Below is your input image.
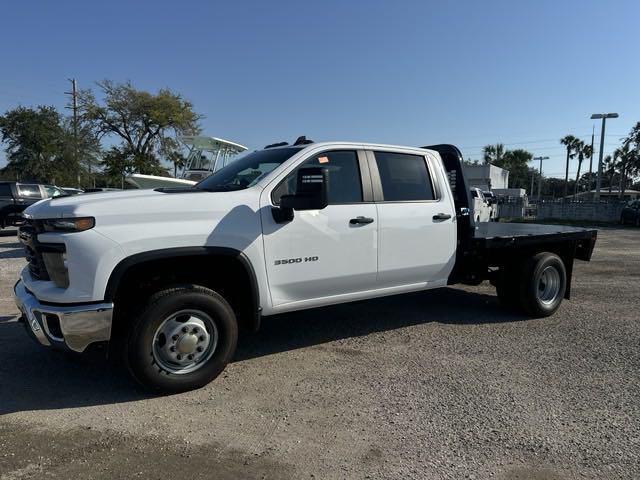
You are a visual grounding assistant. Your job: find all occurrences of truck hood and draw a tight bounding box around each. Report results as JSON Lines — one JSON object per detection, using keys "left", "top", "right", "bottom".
{"left": 23, "top": 188, "right": 260, "bottom": 227}
{"left": 25, "top": 189, "right": 169, "bottom": 219}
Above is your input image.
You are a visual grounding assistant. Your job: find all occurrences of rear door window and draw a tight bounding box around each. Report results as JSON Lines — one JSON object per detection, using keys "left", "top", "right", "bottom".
{"left": 17, "top": 184, "right": 43, "bottom": 198}
{"left": 0, "top": 184, "right": 12, "bottom": 197}
{"left": 374, "top": 151, "right": 435, "bottom": 201}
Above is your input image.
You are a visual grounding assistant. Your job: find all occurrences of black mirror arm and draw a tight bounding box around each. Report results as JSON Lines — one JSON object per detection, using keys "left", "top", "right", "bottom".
{"left": 272, "top": 205, "right": 294, "bottom": 223}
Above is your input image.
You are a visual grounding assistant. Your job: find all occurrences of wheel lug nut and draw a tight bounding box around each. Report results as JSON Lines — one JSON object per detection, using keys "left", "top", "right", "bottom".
{"left": 169, "top": 346, "right": 176, "bottom": 352}
{"left": 199, "top": 336, "right": 205, "bottom": 342}
{"left": 182, "top": 326, "right": 188, "bottom": 333}
{"left": 172, "top": 334, "right": 179, "bottom": 341}
{"left": 187, "top": 354, "right": 194, "bottom": 360}
{"left": 176, "top": 354, "right": 182, "bottom": 360}
{"left": 196, "top": 346, "right": 203, "bottom": 352}
{"left": 192, "top": 327, "right": 199, "bottom": 334}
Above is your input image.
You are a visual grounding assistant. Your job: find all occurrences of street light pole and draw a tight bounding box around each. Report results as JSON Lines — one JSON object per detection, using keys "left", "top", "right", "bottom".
{"left": 533, "top": 156, "right": 549, "bottom": 200}
{"left": 591, "top": 113, "right": 619, "bottom": 200}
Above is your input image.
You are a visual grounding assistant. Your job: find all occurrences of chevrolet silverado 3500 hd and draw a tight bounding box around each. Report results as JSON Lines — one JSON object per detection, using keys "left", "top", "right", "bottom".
{"left": 14, "top": 142, "right": 597, "bottom": 392}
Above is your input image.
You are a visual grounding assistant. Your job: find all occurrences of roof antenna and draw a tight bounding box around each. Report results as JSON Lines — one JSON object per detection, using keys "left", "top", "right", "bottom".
{"left": 293, "top": 136, "right": 314, "bottom": 146}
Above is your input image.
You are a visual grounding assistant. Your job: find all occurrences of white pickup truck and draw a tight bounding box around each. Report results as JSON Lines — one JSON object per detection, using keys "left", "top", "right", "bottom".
{"left": 14, "top": 141, "right": 597, "bottom": 392}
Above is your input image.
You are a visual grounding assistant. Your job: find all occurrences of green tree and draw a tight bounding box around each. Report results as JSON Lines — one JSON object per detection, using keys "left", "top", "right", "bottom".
{"left": 621, "top": 122, "right": 640, "bottom": 196}
{"left": 482, "top": 143, "right": 505, "bottom": 165}
{"left": 0, "top": 106, "right": 65, "bottom": 183}
{"left": 613, "top": 143, "right": 637, "bottom": 198}
{"left": 101, "top": 146, "right": 134, "bottom": 189}
{"left": 574, "top": 141, "right": 593, "bottom": 197}
{"left": 79, "top": 80, "right": 201, "bottom": 176}
{"left": 560, "top": 135, "right": 581, "bottom": 199}
{"left": 0, "top": 105, "right": 101, "bottom": 187}
{"left": 61, "top": 117, "right": 102, "bottom": 187}
{"left": 603, "top": 155, "right": 619, "bottom": 193}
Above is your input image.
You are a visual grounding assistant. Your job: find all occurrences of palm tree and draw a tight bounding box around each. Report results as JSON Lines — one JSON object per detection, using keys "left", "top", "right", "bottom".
{"left": 604, "top": 154, "right": 617, "bottom": 194}
{"left": 614, "top": 142, "right": 635, "bottom": 198}
{"left": 560, "top": 135, "right": 580, "bottom": 199}
{"left": 574, "top": 141, "right": 593, "bottom": 197}
{"left": 482, "top": 143, "right": 505, "bottom": 165}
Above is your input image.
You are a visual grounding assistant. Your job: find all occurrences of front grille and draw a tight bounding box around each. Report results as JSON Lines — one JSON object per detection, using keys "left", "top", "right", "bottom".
{"left": 19, "top": 222, "right": 50, "bottom": 281}
{"left": 18, "top": 220, "right": 62, "bottom": 281}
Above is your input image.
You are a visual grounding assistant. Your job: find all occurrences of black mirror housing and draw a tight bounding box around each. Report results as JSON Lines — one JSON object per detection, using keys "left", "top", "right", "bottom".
{"left": 272, "top": 167, "right": 328, "bottom": 223}
{"left": 281, "top": 167, "right": 328, "bottom": 211}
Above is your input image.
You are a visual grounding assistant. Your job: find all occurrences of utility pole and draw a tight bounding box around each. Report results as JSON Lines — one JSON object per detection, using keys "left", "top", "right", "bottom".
{"left": 532, "top": 156, "right": 549, "bottom": 201}
{"left": 587, "top": 125, "right": 595, "bottom": 193}
{"left": 590, "top": 112, "right": 619, "bottom": 200}
{"left": 65, "top": 78, "right": 80, "bottom": 188}
{"left": 530, "top": 171, "right": 535, "bottom": 201}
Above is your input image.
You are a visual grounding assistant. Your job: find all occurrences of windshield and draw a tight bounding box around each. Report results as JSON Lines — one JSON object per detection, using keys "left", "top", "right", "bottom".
{"left": 196, "top": 147, "right": 304, "bottom": 192}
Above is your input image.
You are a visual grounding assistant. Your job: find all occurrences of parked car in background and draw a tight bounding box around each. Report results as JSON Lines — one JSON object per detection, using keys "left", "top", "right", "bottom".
{"left": 43, "top": 185, "right": 68, "bottom": 198}
{"left": 620, "top": 200, "right": 640, "bottom": 226}
{"left": 61, "top": 187, "right": 84, "bottom": 195}
{"left": 470, "top": 187, "right": 492, "bottom": 222}
{"left": 1, "top": 182, "right": 55, "bottom": 229}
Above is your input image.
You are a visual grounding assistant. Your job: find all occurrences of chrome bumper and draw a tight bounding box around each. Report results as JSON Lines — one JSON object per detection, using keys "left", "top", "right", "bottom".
{"left": 13, "top": 280, "right": 113, "bottom": 353}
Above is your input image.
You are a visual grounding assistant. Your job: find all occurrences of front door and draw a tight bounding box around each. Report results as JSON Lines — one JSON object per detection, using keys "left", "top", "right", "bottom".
{"left": 260, "top": 149, "right": 378, "bottom": 308}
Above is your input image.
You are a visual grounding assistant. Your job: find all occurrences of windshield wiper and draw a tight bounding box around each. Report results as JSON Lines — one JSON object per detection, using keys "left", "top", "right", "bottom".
{"left": 199, "top": 184, "right": 246, "bottom": 192}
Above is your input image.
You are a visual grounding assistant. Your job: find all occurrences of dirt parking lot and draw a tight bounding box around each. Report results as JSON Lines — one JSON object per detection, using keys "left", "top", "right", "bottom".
{"left": 0, "top": 227, "right": 638, "bottom": 479}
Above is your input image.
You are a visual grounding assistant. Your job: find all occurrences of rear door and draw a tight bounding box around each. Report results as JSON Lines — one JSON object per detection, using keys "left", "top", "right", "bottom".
{"left": 368, "top": 149, "right": 457, "bottom": 288}
{"left": 261, "top": 149, "right": 378, "bottom": 308}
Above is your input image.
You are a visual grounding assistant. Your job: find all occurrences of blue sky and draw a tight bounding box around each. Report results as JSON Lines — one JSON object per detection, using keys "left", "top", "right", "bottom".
{"left": 1, "top": 0, "right": 639, "bottom": 178}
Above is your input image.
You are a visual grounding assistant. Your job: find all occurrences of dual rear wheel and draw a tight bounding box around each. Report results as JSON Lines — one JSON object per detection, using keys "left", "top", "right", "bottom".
{"left": 496, "top": 252, "right": 567, "bottom": 317}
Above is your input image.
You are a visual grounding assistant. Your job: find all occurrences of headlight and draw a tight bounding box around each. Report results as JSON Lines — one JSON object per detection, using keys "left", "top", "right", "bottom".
{"left": 42, "top": 251, "right": 69, "bottom": 288}
{"left": 43, "top": 217, "right": 95, "bottom": 232}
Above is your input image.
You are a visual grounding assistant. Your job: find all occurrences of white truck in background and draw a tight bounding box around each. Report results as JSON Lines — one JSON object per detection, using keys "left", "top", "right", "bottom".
{"left": 14, "top": 140, "right": 597, "bottom": 392}
{"left": 470, "top": 187, "right": 493, "bottom": 222}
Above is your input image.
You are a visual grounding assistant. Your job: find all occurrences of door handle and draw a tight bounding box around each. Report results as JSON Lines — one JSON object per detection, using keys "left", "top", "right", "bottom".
{"left": 432, "top": 213, "right": 452, "bottom": 221}
{"left": 349, "top": 216, "right": 374, "bottom": 225}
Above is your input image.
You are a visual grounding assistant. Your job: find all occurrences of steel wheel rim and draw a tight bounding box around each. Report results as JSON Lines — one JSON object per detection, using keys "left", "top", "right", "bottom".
{"left": 152, "top": 309, "right": 218, "bottom": 374}
{"left": 537, "top": 266, "right": 561, "bottom": 305}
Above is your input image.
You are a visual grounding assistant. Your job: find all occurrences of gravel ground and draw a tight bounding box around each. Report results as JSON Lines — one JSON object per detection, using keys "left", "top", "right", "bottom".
{"left": 0, "top": 227, "right": 638, "bottom": 479}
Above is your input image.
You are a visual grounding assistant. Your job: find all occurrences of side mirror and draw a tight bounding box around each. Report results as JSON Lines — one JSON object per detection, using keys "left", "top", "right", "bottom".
{"left": 272, "top": 167, "right": 328, "bottom": 223}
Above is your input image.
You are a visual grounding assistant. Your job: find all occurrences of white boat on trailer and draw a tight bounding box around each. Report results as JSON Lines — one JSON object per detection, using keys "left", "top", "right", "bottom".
{"left": 126, "top": 136, "right": 247, "bottom": 189}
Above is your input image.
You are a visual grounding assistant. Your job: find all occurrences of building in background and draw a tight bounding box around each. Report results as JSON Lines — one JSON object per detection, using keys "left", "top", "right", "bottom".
{"left": 462, "top": 164, "right": 509, "bottom": 191}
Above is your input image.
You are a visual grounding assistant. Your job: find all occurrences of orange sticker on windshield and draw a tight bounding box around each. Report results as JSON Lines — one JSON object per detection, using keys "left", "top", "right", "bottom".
{"left": 318, "top": 156, "right": 329, "bottom": 164}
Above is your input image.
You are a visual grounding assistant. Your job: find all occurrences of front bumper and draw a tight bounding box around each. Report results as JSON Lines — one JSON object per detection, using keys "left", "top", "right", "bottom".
{"left": 13, "top": 280, "right": 113, "bottom": 352}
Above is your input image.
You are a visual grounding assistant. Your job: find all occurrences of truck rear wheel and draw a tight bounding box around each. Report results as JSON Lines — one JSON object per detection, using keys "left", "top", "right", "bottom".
{"left": 125, "top": 285, "right": 238, "bottom": 393}
{"left": 518, "top": 252, "right": 566, "bottom": 317}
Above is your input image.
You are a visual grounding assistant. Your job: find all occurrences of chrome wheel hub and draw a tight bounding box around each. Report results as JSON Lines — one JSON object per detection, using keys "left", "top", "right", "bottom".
{"left": 537, "top": 266, "right": 561, "bottom": 305}
{"left": 152, "top": 310, "right": 218, "bottom": 374}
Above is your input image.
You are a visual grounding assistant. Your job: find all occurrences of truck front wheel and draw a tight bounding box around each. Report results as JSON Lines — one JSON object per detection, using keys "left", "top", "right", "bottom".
{"left": 125, "top": 285, "right": 238, "bottom": 393}
{"left": 518, "top": 252, "right": 566, "bottom": 317}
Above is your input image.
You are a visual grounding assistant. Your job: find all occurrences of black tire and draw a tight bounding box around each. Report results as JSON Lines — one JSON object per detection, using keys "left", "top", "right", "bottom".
{"left": 517, "top": 252, "right": 566, "bottom": 317}
{"left": 125, "top": 285, "right": 238, "bottom": 393}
